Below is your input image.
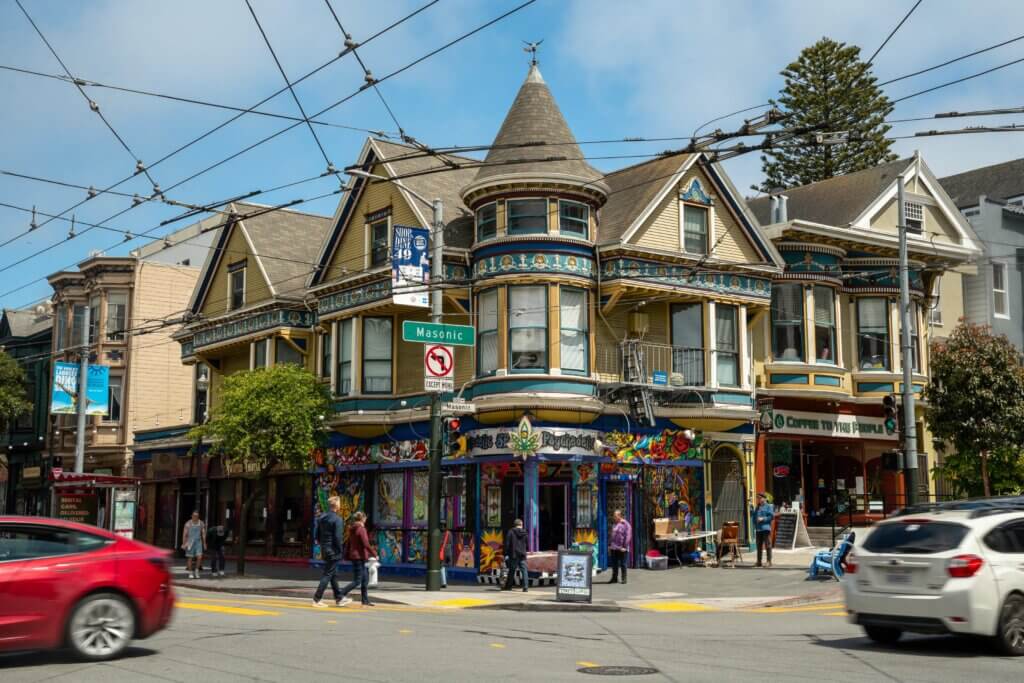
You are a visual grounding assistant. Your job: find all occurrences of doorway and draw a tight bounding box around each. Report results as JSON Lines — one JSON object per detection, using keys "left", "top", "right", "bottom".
{"left": 514, "top": 482, "right": 568, "bottom": 551}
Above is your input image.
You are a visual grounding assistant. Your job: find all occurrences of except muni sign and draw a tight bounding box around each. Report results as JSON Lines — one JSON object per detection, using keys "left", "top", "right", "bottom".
{"left": 771, "top": 409, "right": 897, "bottom": 441}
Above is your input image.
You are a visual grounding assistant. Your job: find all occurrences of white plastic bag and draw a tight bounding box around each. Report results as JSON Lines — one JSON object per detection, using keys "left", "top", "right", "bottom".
{"left": 366, "top": 558, "right": 380, "bottom": 588}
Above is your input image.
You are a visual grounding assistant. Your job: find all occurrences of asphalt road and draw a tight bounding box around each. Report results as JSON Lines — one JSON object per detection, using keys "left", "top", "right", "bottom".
{"left": 2, "top": 587, "right": 1022, "bottom": 682}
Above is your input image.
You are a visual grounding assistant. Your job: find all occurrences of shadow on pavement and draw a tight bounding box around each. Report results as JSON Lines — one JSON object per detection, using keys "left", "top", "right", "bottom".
{"left": 0, "top": 646, "right": 159, "bottom": 668}
{"left": 812, "top": 633, "right": 998, "bottom": 659}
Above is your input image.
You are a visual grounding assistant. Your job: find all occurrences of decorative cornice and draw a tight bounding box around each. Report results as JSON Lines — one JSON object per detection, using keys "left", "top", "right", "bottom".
{"left": 601, "top": 257, "right": 772, "bottom": 300}
{"left": 189, "top": 308, "right": 313, "bottom": 354}
{"left": 473, "top": 251, "right": 595, "bottom": 281}
{"left": 776, "top": 241, "right": 847, "bottom": 258}
{"left": 318, "top": 279, "right": 392, "bottom": 316}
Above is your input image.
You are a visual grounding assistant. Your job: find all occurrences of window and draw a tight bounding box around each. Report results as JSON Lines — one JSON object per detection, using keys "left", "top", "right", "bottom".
{"left": 857, "top": 298, "right": 890, "bottom": 371}
{"left": 14, "top": 382, "right": 34, "bottom": 430}
{"left": 560, "top": 288, "right": 588, "bottom": 374}
{"left": 984, "top": 522, "right": 1024, "bottom": 554}
{"left": 0, "top": 525, "right": 109, "bottom": 562}
{"left": 904, "top": 201, "right": 924, "bottom": 234}
{"left": 863, "top": 521, "right": 969, "bottom": 554}
{"left": 336, "top": 319, "right": 353, "bottom": 395}
{"left": 320, "top": 329, "right": 332, "bottom": 379}
{"left": 715, "top": 305, "right": 739, "bottom": 387}
{"left": 813, "top": 286, "right": 836, "bottom": 364}
{"left": 228, "top": 263, "right": 245, "bottom": 310}
{"left": 671, "top": 303, "right": 704, "bottom": 385}
{"left": 994, "top": 262, "right": 1009, "bottom": 318}
{"left": 106, "top": 375, "right": 122, "bottom": 422}
{"left": 771, "top": 284, "right": 804, "bottom": 362}
{"left": 509, "top": 286, "right": 547, "bottom": 371}
{"left": 910, "top": 304, "right": 920, "bottom": 373}
{"left": 275, "top": 338, "right": 302, "bottom": 366}
{"left": 106, "top": 293, "right": 127, "bottom": 341}
{"left": 253, "top": 339, "right": 268, "bottom": 369}
{"left": 53, "top": 304, "right": 65, "bottom": 351}
{"left": 682, "top": 204, "right": 708, "bottom": 255}
{"left": 929, "top": 278, "right": 943, "bottom": 325}
{"left": 370, "top": 220, "right": 389, "bottom": 267}
{"left": 71, "top": 304, "right": 86, "bottom": 346}
{"left": 507, "top": 199, "right": 548, "bottom": 235}
{"left": 362, "top": 317, "right": 393, "bottom": 393}
{"left": 476, "top": 203, "right": 497, "bottom": 241}
{"left": 194, "top": 363, "right": 209, "bottom": 424}
{"left": 558, "top": 200, "right": 589, "bottom": 239}
{"left": 88, "top": 295, "right": 100, "bottom": 345}
{"left": 477, "top": 290, "right": 498, "bottom": 376}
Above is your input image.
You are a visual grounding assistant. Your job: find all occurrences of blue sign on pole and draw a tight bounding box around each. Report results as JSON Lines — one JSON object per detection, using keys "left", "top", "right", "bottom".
{"left": 85, "top": 366, "right": 110, "bottom": 416}
{"left": 392, "top": 224, "right": 430, "bottom": 308}
{"left": 49, "top": 363, "right": 110, "bottom": 416}
{"left": 652, "top": 371, "right": 668, "bottom": 386}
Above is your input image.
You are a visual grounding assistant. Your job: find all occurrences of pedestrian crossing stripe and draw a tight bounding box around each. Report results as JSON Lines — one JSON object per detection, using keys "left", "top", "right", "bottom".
{"left": 175, "top": 602, "right": 280, "bottom": 616}
{"left": 634, "top": 601, "right": 714, "bottom": 612}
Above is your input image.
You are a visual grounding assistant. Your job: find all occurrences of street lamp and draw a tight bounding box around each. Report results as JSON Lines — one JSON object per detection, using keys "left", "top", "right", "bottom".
{"left": 346, "top": 167, "right": 446, "bottom": 592}
{"left": 194, "top": 366, "right": 210, "bottom": 522}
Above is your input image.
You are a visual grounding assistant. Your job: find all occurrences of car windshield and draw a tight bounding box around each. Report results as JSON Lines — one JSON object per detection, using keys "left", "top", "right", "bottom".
{"left": 862, "top": 521, "right": 969, "bottom": 554}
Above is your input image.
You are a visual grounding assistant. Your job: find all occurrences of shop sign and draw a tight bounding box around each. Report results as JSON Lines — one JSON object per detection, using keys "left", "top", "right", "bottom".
{"left": 771, "top": 409, "right": 896, "bottom": 441}
{"left": 555, "top": 550, "right": 593, "bottom": 603}
{"left": 467, "top": 419, "right": 599, "bottom": 459}
{"left": 22, "top": 466, "right": 42, "bottom": 483}
{"left": 773, "top": 465, "right": 791, "bottom": 478}
{"left": 56, "top": 492, "right": 98, "bottom": 526}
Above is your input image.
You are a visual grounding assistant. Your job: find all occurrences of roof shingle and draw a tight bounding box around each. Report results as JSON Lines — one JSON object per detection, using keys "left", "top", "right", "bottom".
{"left": 939, "top": 157, "right": 1024, "bottom": 208}
{"left": 598, "top": 154, "right": 693, "bottom": 243}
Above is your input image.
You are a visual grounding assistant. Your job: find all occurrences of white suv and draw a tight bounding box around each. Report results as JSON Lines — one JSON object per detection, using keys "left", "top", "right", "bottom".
{"left": 842, "top": 502, "right": 1024, "bottom": 655}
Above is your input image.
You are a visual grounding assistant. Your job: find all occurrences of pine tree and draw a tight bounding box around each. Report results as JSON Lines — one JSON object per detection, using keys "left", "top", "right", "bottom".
{"left": 759, "top": 37, "right": 896, "bottom": 191}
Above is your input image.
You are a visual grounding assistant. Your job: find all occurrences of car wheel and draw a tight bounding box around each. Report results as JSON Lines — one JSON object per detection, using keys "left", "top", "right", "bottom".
{"left": 995, "top": 594, "right": 1024, "bottom": 656}
{"left": 67, "top": 593, "right": 136, "bottom": 661}
{"left": 864, "top": 625, "right": 902, "bottom": 645}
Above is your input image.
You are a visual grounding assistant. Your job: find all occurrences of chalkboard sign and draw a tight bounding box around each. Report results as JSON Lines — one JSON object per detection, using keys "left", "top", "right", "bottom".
{"left": 555, "top": 550, "right": 593, "bottom": 603}
{"left": 774, "top": 512, "right": 798, "bottom": 550}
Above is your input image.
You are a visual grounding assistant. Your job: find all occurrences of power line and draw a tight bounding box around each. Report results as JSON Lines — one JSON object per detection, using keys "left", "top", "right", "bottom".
{"left": 879, "top": 33, "right": 1024, "bottom": 86}
{"left": 893, "top": 55, "right": 1024, "bottom": 104}
{"left": 866, "top": 0, "right": 922, "bottom": 66}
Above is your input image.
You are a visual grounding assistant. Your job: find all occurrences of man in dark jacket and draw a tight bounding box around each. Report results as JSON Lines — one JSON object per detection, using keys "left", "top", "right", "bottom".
{"left": 502, "top": 518, "right": 529, "bottom": 592}
{"left": 339, "top": 511, "right": 375, "bottom": 606}
{"left": 312, "top": 497, "right": 350, "bottom": 607}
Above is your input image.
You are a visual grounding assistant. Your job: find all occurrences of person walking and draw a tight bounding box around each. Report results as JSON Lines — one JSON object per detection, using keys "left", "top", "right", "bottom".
{"left": 501, "top": 518, "right": 529, "bottom": 592}
{"left": 313, "top": 497, "right": 350, "bottom": 607}
{"left": 181, "top": 511, "right": 206, "bottom": 579}
{"left": 338, "top": 511, "right": 375, "bottom": 606}
{"left": 754, "top": 492, "right": 775, "bottom": 568}
{"left": 206, "top": 517, "right": 228, "bottom": 577}
{"left": 439, "top": 521, "right": 452, "bottom": 589}
{"left": 608, "top": 509, "right": 631, "bottom": 584}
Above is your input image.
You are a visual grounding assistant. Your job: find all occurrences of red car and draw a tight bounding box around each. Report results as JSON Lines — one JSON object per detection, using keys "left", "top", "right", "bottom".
{"left": 0, "top": 516, "right": 174, "bottom": 661}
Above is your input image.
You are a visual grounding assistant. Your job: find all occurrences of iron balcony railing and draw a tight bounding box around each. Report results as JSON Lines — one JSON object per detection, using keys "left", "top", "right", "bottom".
{"left": 596, "top": 340, "right": 708, "bottom": 388}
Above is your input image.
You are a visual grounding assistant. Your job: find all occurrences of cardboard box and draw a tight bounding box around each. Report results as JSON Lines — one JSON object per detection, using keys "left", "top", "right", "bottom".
{"left": 653, "top": 518, "right": 684, "bottom": 536}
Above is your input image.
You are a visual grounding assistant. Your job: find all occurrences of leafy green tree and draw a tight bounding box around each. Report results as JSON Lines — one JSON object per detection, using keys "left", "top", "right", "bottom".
{"left": 190, "top": 364, "right": 331, "bottom": 574}
{"left": 923, "top": 322, "right": 1024, "bottom": 497}
{"left": 0, "top": 349, "right": 31, "bottom": 428}
{"left": 759, "top": 37, "right": 896, "bottom": 191}
{"left": 934, "top": 446, "right": 1024, "bottom": 499}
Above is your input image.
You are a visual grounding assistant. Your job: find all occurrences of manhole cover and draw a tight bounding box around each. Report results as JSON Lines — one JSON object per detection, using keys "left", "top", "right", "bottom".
{"left": 578, "top": 666, "right": 659, "bottom": 676}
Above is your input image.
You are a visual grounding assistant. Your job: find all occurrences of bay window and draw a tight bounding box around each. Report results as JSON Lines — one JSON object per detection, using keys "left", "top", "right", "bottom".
{"left": 509, "top": 286, "right": 547, "bottom": 371}
{"left": 682, "top": 204, "right": 708, "bottom": 254}
{"left": 715, "top": 304, "right": 739, "bottom": 387}
{"left": 771, "top": 283, "right": 804, "bottom": 362}
{"left": 477, "top": 290, "right": 498, "bottom": 376}
{"left": 910, "top": 304, "right": 920, "bottom": 372}
{"left": 670, "top": 303, "right": 704, "bottom": 385}
{"left": 320, "top": 328, "right": 332, "bottom": 379}
{"left": 857, "top": 297, "right": 890, "bottom": 370}
{"left": 253, "top": 338, "right": 268, "bottom": 369}
{"left": 88, "top": 295, "right": 100, "bottom": 345}
{"left": 275, "top": 338, "right": 302, "bottom": 366}
{"left": 105, "top": 374, "right": 122, "bottom": 423}
{"left": 71, "top": 304, "right": 85, "bottom": 345}
{"left": 106, "top": 292, "right": 127, "bottom": 341}
{"left": 336, "top": 319, "right": 353, "bottom": 395}
{"left": 362, "top": 317, "right": 393, "bottom": 393}
{"left": 55, "top": 304, "right": 65, "bottom": 350}
{"left": 507, "top": 199, "right": 548, "bottom": 235}
{"left": 813, "top": 286, "right": 836, "bottom": 364}
{"left": 476, "top": 203, "right": 497, "bottom": 241}
{"left": 558, "top": 200, "right": 589, "bottom": 239}
{"left": 560, "top": 288, "right": 588, "bottom": 374}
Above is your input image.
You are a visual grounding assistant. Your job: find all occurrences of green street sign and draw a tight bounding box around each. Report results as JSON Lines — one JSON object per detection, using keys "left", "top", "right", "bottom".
{"left": 402, "top": 320, "right": 475, "bottom": 346}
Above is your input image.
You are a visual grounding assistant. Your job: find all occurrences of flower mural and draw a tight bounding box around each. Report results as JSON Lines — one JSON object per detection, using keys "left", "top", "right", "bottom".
{"left": 319, "top": 440, "right": 429, "bottom": 468}
{"left": 603, "top": 429, "right": 702, "bottom": 464}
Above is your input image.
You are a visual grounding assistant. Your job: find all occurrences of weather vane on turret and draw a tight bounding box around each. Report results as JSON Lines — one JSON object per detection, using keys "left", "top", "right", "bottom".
{"left": 523, "top": 39, "right": 543, "bottom": 66}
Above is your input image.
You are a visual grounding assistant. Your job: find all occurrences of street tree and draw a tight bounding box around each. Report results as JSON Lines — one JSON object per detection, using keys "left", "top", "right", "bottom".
{"left": 190, "top": 363, "right": 331, "bottom": 574}
{"left": 0, "top": 349, "right": 31, "bottom": 428}
{"left": 759, "top": 37, "right": 896, "bottom": 191}
{"left": 923, "top": 322, "right": 1024, "bottom": 497}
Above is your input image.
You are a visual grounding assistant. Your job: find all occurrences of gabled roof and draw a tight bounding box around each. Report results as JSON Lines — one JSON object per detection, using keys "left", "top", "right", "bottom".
{"left": 189, "top": 203, "right": 331, "bottom": 313}
{"left": 1, "top": 307, "right": 52, "bottom": 340}
{"left": 747, "top": 158, "right": 914, "bottom": 227}
{"left": 939, "top": 157, "right": 1024, "bottom": 208}
{"left": 468, "top": 64, "right": 605, "bottom": 190}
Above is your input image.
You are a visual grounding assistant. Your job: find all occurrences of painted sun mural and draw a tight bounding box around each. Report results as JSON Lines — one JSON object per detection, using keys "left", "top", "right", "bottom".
{"left": 479, "top": 530, "right": 504, "bottom": 573}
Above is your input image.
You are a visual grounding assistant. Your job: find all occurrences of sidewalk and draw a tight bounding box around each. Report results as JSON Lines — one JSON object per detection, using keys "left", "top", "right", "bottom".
{"left": 176, "top": 546, "right": 839, "bottom": 612}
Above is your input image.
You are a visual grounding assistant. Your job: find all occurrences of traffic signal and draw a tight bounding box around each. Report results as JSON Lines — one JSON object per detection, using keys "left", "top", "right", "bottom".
{"left": 445, "top": 417, "right": 468, "bottom": 458}
{"left": 882, "top": 394, "right": 898, "bottom": 435}
{"left": 881, "top": 450, "right": 902, "bottom": 471}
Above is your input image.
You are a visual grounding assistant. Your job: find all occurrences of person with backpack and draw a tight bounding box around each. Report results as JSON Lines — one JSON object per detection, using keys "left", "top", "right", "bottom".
{"left": 501, "top": 518, "right": 529, "bottom": 592}
{"left": 312, "top": 497, "right": 350, "bottom": 607}
{"left": 206, "top": 517, "right": 228, "bottom": 576}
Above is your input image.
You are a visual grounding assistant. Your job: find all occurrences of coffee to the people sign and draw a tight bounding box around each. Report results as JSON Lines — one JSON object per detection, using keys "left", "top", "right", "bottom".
{"left": 772, "top": 409, "right": 897, "bottom": 441}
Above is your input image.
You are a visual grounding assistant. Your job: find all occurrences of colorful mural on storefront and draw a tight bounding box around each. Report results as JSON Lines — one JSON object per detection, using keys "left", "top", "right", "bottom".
{"left": 314, "top": 440, "right": 429, "bottom": 467}
{"left": 601, "top": 429, "right": 702, "bottom": 464}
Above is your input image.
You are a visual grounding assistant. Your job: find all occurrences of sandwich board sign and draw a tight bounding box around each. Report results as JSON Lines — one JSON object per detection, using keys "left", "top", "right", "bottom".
{"left": 555, "top": 550, "right": 593, "bottom": 603}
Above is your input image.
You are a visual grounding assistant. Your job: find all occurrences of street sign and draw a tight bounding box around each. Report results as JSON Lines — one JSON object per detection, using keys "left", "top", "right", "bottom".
{"left": 403, "top": 320, "right": 475, "bottom": 347}
{"left": 442, "top": 399, "right": 476, "bottom": 415}
{"left": 424, "top": 344, "right": 454, "bottom": 392}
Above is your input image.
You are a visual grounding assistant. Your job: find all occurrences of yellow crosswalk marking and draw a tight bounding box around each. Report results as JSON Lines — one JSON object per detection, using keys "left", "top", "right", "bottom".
{"left": 635, "top": 601, "right": 714, "bottom": 612}
{"left": 822, "top": 611, "right": 847, "bottom": 616}
{"left": 175, "top": 602, "right": 279, "bottom": 616}
{"left": 577, "top": 661, "right": 600, "bottom": 668}
{"left": 490, "top": 643, "right": 506, "bottom": 649}
{"left": 747, "top": 602, "right": 845, "bottom": 613}
{"left": 430, "top": 598, "right": 495, "bottom": 608}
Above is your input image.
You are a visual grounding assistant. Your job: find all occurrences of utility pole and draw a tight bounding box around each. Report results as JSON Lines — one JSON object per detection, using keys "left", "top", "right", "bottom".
{"left": 426, "top": 198, "right": 444, "bottom": 592}
{"left": 897, "top": 175, "right": 918, "bottom": 506}
{"left": 74, "top": 305, "right": 91, "bottom": 474}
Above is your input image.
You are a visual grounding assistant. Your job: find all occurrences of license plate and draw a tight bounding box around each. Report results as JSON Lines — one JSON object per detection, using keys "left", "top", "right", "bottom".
{"left": 886, "top": 568, "right": 913, "bottom": 585}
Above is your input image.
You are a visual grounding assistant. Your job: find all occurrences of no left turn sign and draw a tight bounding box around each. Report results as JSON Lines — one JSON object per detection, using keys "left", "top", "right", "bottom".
{"left": 424, "top": 344, "right": 454, "bottom": 392}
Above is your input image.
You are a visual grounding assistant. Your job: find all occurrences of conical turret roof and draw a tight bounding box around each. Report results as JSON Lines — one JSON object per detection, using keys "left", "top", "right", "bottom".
{"left": 466, "top": 64, "right": 607, "bottom": 195}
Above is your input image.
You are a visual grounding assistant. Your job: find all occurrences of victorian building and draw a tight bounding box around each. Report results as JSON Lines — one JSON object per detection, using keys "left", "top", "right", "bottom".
{"left": 747, "top": 154, "right": 981, "bottom": 533}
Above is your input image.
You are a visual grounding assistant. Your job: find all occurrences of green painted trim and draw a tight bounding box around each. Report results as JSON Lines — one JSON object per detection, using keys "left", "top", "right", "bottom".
{"left": 813, "top": 375, "right": 842, "bottom": 387}
{"left": 468, "top": 378, "right": 597, "bottom": 398}
{"left": 712, "top": 392, "right": 754, "bottom": 406}
{"left": 857, "top": 382, "right": 895, "bottom": 393}
{"left": 770, "top": 373, "right": 809, "bottom": 385}
{"left": 332, "top": 394, "right": 433, "bottom": 412}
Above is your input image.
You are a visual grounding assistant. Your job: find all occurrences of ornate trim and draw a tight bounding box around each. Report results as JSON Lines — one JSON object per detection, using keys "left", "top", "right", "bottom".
{"left": 679, "top": 178, "right": 713, "bottom": 205}
{"left": 776, "top": 241, "right": 847, "bottom": 258}
{"left": 191, "top": 308, "right": 314, "bottom": 352}
{"left": 318, "top": 279, "right": 391, "bottom": 315}
{"left": 601, "top": 258, "right": 771, "bottom": 300}
{"left": 474, "top": 252, "right": 595, "bottom": 279}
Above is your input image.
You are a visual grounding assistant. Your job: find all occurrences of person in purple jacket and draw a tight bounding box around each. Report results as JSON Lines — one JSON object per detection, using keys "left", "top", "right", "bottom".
{"left": 608, "top": 509, "right": 632, "bottom": 584}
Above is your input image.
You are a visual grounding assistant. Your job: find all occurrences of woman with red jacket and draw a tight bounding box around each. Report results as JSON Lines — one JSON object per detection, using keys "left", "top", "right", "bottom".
{"left": 339, "top": 511, "right": 375, "bottom": 606}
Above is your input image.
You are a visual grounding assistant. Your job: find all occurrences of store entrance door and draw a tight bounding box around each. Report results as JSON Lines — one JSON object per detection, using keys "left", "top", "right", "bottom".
{"left": 514, "top": 482, "right": 568, "bottom": 551}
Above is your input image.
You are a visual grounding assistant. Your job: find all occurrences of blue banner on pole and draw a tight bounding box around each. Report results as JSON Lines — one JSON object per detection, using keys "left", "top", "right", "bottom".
{"left": 86, "top": 366, "right": 109, "bottom": 416}
{"left": 49, "top": 362, "right": 110, "bottom": 416}
{"left": 391, "top": 224, "right": 430, "bottom": 308}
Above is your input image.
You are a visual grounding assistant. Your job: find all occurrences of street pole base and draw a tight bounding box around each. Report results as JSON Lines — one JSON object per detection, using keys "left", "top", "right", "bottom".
{"left": 425, "top": 568, "right": 442, "bottom": 592}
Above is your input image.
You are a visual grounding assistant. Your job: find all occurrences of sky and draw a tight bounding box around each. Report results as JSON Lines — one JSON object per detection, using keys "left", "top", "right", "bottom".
{"left": 2, "top": 0, "right": 1023, "bottom": 309}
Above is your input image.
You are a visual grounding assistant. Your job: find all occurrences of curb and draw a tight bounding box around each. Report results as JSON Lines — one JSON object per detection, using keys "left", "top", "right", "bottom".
{"left": 180, "top": 582, "right": 405, "bottom": 605}
{"left": 474, "top": 600, "right": 623, "bottom": 613}
{"left": 749, "top": 589, "right": 842, "bottom": 609}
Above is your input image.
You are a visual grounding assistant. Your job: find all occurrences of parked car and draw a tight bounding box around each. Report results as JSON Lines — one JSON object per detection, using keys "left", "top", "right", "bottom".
{"left": 842, "top": 501, "right": 1024, "bottom": 655}
{"left": 0, "top": 516, "right": 174, "bottom": 661}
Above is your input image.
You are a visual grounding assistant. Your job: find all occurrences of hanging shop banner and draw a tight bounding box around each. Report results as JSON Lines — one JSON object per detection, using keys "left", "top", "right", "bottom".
{"left": 466, "top": 422, "right": 600, "bottom": 458}
{"left": 392, "top": 224, "right": 430, "bottom": 308}
{"left": 555, "top": 550, "right": 593, "bottom": 603}
{"left": 771, "top": 409, "right": 897, "bottom": 441}
{"left": 50, "top": 363, "right": 110, "bottom": 416}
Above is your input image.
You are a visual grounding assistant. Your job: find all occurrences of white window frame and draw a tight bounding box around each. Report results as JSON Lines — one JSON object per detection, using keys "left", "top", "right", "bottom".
{"left": 228, "top": 266, "right": 246, "bottom": 311}
{"left": 904, "top": 201, "right": 924, "bottom": 234}
{"left": 336, "top": 318, "right": 354, "bottom": 396}
{"left": 993, "top": 262, "right": 1010, "bottom": 319}
{"left": 476, "top": 202, "right": 497, "bottom": 242}
{"left": 367, "top": 216, "right": 391, "bottom": 269}
{"left": 506, "top": 198, "right": 549, "bottom": 236}
{"left": 679, "top": 202, "right": 713, "bottom": 256}
{"left": 362, "top": 317, "right": 393, "bottom": 394}
{"left": 477, "top": 289, "right": 499, "bottom": 377}
{"left": 559, "top": 287, "right": 588, "bottom": 375}
{"left": 105, "top": 292, "right": 128, "bottom": 342}
{"left": 929, "top": 277, "right": 943, "bottom": 326}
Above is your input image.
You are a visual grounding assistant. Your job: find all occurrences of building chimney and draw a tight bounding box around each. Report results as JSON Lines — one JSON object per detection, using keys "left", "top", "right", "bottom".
{"left": 770, "top": 196, "right": 779, "bottom": 224}
{"left": 778, "top": 194, "right": 789, "bottom": 223}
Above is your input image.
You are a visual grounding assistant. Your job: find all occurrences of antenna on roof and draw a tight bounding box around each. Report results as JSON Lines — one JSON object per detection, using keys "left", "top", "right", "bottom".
{"left": 522, "top": 39, "right": 543, "bottom": 66}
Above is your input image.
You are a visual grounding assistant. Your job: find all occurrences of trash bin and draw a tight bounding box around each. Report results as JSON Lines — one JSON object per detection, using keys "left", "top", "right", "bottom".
{"left": 645, "top": 555, "right": 668, "bottom": 570}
